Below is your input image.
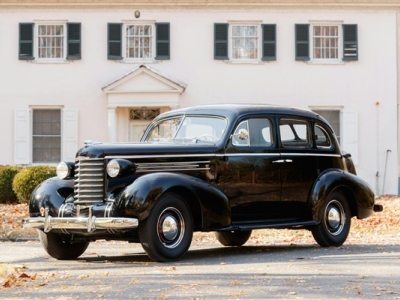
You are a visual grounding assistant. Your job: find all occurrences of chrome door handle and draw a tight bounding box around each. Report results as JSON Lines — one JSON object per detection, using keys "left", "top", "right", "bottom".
{"left": 273, "top": 160, "right": 284, "bottom": 163}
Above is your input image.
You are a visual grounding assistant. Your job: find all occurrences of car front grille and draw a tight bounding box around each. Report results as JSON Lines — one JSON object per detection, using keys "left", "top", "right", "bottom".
{"left": 74, "top": 158, "right": 105, "bottom": 205}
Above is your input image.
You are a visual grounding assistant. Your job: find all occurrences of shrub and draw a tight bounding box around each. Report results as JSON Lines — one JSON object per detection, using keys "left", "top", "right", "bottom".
{"left": 0, "top": 166, "right": 22, "bottom": 204}
{"left": 12, "top": 166, "right": 57, "bottom": 204}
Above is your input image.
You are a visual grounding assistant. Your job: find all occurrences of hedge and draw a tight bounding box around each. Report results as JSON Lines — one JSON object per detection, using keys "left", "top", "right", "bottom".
{"left": 0, "top": 166, "right": 22, "bottom": 204}
{"left": 12, "top": 166, "right": 57, "bottom": 204}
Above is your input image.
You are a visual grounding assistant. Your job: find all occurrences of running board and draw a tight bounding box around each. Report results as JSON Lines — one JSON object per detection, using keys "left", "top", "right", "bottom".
{"left": 221, "top": 220, "right": 319, "bottom": 231}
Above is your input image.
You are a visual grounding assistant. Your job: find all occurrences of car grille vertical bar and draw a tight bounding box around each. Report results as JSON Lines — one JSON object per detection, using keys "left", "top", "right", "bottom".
{"left": 74, "top": 158, "right": 105, "bottom": 205}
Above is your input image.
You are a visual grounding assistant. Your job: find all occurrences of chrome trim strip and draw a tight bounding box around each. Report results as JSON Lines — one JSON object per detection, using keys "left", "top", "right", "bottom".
{"left": 137, "top": 167, "right": 210, "bottom": 173}
{"left": 281, "top": 153, "right": 342, "bottom": 157}
{"left": 106, "top": 154, "right": 221, "bottom": 159}
{"left": 135, "top": 161, "right": 211, "bottom": 173}
{"left": 106, "top": 152, "right": 341, "bottom": 159}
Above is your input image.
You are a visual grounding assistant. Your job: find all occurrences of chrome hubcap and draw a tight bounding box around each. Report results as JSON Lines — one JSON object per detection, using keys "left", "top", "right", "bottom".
{"left": 327, "top": 207, "right": 340, "bottom": 229}
{"left": 161, "top": 216, "right": 179, "bottom": 241}
{"left": 157, "top": 207, "right": 185, "bottom": 249}
{"left": 325, "top": 200, "right": 345, "bottom": 236}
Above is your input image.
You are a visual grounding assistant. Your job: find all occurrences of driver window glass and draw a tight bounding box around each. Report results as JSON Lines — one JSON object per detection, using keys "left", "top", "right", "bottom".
{"left": 232, "top": 118, "right": 273, "bottom": 147}
{"left": 279, "top": 118, "right": 310, "bottom": 148}
{"left": 232, "top": 120, "right": 249, "bottom": 146}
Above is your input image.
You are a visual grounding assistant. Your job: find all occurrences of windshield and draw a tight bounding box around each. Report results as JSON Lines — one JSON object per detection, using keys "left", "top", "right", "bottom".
{"left": 144, "top": 116, "right": 227, "bottom": 143}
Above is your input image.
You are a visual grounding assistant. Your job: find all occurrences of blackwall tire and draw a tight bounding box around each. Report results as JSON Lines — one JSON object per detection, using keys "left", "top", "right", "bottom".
{"left": 39, "top": 231, "right": 89, "bottom": 260}
{"left": 311, "top": 190, "right": 351, "bottom": 247}
{"left": 139, "top": 193, "right": 193, "bottom": 262}
{"left": 214, "top": 230, "right": 252, "bottom": 246}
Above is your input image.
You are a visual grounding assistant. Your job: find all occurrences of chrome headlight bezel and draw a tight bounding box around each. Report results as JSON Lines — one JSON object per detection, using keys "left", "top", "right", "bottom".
{"left": 106, "top": 159, "right": 121, "bottom": 178}
{"left": 106, "top": 159, "right": 136, "bottom": 178}
{"left": 56, "top": 161, "right": 75, "bottom": 179}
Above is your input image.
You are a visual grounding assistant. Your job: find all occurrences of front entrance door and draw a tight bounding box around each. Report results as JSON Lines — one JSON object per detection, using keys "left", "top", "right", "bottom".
{"left": 129, "top": 120, "right": 151, "bottom": 142}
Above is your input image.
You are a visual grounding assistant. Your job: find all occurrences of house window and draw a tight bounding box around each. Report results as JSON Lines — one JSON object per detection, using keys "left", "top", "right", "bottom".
{"left": 37, "top": 24, "right": 65, "bottom": 59}
{"left": 214, "top": 23, "right": 276, "bottom": 62}
{"left": 126, "top": 25, "right": 153, "bottom": 59}
{"left": 231, "top": 25, "right": 259, "bottom": 60}
{"left": 312, "top": 25, "right": 339, "bottom": 60}
{"left": 32, "top": 109, "right": 61, "bottom": 163}
{"left": 19, "top": 22, "right": 81, "bottom": 61}
{"left": 295, "top": 23, "right": 357, "bottom": 62}
{"left": 108, "top": 22, "right": 170, "bottom": 61}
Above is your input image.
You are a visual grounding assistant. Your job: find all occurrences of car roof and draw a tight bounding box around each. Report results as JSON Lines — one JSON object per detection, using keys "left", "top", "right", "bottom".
{"left": 156, "top": 104, "right": 325, "bottom": 122}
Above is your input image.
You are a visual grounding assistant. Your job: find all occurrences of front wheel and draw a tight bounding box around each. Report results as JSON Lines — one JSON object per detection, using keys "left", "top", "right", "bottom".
{"left": 311, "top": 190, "right": 351, "bottom": 247}
{"left": 39, "top": 231, "right": 90, "bottom": 260}
{"left": 139, "top": 193, "right": 193, "bottom": 262}
{"left": 214, "top": 230, "right": 252, "bottom": 246}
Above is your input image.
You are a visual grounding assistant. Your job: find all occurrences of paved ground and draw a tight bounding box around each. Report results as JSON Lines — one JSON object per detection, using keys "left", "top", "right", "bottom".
{"left": 1, "top": 238, "right": 400, "bottom": 299}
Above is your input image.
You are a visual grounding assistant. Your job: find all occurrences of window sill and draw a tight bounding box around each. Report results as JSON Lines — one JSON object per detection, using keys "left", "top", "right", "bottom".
{"left": 224, "top": 60, "right": 265, "bottom": 65}
{"left": 120, "top": 59, "right": 158, "bottom": 64}
{"left": 306, "top": 60, "right": 345, "bottom": 65}
{"left": 30, "top": 60, "right": 70, "bottom": 64}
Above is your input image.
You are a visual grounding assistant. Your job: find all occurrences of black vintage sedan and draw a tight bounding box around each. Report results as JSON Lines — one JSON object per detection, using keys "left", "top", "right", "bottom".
{"left": 23, "top": 104, "right": 382, "bottom": 262}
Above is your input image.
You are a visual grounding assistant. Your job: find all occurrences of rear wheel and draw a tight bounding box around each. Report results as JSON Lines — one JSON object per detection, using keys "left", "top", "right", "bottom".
{"left": 139, "top": 193, "right": 193, "bottom": 262}
{"left": 214, "top": 230, "right": 252, "bottom": 246}
{"left": 311, "top": 190, "right": 351, "bottom": 247}
{"left": 39, "top": 231, "right": 89, "bottom": 260}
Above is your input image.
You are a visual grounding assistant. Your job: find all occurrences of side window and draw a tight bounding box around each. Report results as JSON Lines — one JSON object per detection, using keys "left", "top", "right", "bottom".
{"left": 232, "top": 120, "right": 249, "bottom": 146}
{"left": 314, "top": 124, "right": 332, "bottom": 149}
{"left": 279, "top": 118, "right": 310, "bottom": 148}
{"left": 232, "top": 118, "right": 273, "bottom": 147}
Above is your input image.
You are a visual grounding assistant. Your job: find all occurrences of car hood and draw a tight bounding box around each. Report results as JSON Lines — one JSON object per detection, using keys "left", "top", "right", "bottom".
{"left": 75, "top": 141, "right": 221, "bottom": 159}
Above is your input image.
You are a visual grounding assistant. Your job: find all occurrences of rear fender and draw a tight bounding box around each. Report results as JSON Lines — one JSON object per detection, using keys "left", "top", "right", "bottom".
{"left": 114, "top": 172, "right": 230, "bottom": 230}
{"left": 28, "top": 177, "right": 74, "bottom": 217}
{"left": 310, "top": 169, "right": 375, "bottom": 221}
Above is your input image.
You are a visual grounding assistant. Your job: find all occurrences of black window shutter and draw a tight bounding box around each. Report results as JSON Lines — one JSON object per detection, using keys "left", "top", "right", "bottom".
{"left": 343, "top": 24, "right": 358, "bottom": 61}
{"left": 67, "top": 23, "right": 81, "bottom": 60}
{"left": 214, "top": 23, "right": 228, "bottom": 60}
{"left": 295, "top": 24, "right": 309, "bottom": 61}
{"left": 262, "top": 24, "right": 276, "bottom": 61}
{"left": 19, "top": 23, "right": 34, "bottom": 60}
{"left": 155, "top": 23, "right": 170, "bottom": 60}
{"left": 107, "top": 23, "right": 122, "bottom": 60}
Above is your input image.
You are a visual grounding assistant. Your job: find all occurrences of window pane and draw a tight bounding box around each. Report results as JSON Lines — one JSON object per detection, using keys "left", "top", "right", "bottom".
{"left": 231, "top": 25, "right": 259, "bottom": 60}
{"left": 313, "top": 110, "right": 340, "bottom": 144}
{"left": 32, "top": 109, "right": 61, "bottom": 163}
{"left": 312, "top": 25, "right": 339, "bottom": 60}
{"left": 38, "top": 24, "right": 64, "bottom": 59}
{"left": 126, "top": 24, "right": 153, "bottom": 59}
{"left": 279, "top": 119, "right": 309, "bottom": 148}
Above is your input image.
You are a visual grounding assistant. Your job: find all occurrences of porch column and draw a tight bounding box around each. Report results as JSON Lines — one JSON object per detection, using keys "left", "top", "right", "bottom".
{"left": 108, "top": 107, "right": 117, "bottom": 142}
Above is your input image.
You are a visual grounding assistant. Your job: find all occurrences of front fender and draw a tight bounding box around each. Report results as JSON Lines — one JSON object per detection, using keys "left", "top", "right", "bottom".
{"left": 310, "top": 169, "right": 375, "bottom": 221}
{"left": 114, "top": 172, "right": 230, "bottom": 229}
{"left": 29, "top": 177, "right": 74, "bottom": 217}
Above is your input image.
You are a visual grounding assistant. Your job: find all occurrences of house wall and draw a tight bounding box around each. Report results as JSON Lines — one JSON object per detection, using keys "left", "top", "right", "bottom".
{"left": 0, "top": 4, "right": 398, "bottom": 195}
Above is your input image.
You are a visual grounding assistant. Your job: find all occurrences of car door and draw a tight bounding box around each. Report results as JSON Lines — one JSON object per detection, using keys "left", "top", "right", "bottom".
{"left": 218, "top": 117, "right": 282, "bottom": 223}
{"left": 278, "top": 117, "right": 318, "bottom": 220}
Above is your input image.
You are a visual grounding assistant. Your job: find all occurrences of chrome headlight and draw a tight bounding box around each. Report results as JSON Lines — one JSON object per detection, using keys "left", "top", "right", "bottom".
{"left": 106, "top": 159, "right": 120, "bottom": 178}
{"left": 106, "top": 159, "right": 136, "bottom": 178}
{"left": 56, "top": 161, "right": 74, "bottom": 179}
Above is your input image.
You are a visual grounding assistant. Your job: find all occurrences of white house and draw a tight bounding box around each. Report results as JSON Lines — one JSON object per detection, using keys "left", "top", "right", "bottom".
{"left": 0, "top": 0, "right": 398, "bottom": 195}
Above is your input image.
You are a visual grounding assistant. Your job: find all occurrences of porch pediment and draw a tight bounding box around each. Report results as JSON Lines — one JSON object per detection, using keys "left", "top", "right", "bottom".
{"left": 102, "top": 65, "right": 187, "bottom": 108}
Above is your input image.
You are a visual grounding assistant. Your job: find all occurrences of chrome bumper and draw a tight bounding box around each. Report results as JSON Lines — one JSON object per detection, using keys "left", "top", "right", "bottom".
{"left": 22, "top": 208, "right": 139, "bottom": 233}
